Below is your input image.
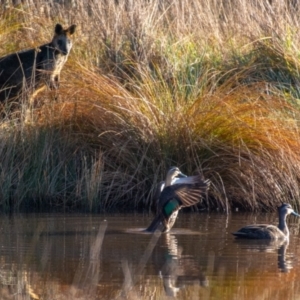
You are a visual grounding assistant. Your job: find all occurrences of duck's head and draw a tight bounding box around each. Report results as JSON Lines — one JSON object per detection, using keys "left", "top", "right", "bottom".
{"left": 278, "top": 203, "right": 300, "bottom": 218}
{"left": 165, "top": 166, "right": 187, "bottom": 186}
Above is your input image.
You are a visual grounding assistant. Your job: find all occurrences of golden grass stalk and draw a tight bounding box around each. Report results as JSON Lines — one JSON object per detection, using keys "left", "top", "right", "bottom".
{"left": 1, "top": 1, "right": 300, "bottom": 211}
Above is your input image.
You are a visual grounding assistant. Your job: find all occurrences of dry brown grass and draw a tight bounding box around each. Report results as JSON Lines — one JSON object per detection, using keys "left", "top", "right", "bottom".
{"left": 0, "top": 0, "right": 300, "bottom": 211}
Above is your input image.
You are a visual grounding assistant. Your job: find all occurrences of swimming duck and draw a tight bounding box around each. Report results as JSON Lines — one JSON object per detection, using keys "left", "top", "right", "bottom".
{"left": 232, "top": 203, "right": 300, "bottom": 240}
{"left": 146, "top": 166, "right": 210, "bottom": 233}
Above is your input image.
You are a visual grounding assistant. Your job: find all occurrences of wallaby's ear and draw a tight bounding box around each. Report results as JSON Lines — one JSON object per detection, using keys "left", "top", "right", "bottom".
{"left": 55, "top": 24, "right": 64, "bottom": 35}
{"left": 67, "top": 25, "right": 76, "bottom": 35}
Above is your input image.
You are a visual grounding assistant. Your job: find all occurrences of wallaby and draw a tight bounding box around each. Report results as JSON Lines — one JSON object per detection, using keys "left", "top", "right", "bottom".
{"left": 0, "top": 23, "right": 76, "bottom": 103}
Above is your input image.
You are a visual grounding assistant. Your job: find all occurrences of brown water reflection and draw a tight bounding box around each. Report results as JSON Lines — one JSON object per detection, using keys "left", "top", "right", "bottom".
{"left": 0, "top": 212, "right": 299, "bottom": 299}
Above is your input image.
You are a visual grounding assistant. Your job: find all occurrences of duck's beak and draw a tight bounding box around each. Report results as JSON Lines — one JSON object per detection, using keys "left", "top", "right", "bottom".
{"left": 171, "top": 172, "right": 187, "bottom": 186}
{"left": 177, "top": 171, "right": 187, "bottom": 178}
{"left": 292, "top": 211, "right": 300, "bottom": 217}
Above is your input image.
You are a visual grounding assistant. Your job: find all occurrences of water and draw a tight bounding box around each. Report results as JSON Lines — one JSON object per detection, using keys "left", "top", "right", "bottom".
{"left": 0, "top": 212, "right": 300, "bottom": 299}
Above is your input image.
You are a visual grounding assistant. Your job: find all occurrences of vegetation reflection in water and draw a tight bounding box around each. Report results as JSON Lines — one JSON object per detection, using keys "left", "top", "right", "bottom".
{"left": 0, "top": 213, "right": 299, "bottom": 299}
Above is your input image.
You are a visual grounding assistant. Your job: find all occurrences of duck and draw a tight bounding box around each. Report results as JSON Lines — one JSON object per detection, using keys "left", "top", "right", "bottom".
{"left": 232, "top": 203, "right": 300, "bottom": 240}
{"left": 145, "top": 166, "right": 210, "bottom": 233}
{"left": 150, "top": 166, "right": 188, "bottom": 213}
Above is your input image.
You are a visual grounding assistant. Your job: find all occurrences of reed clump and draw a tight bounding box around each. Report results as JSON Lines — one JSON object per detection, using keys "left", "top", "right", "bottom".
{"left": 0, "top": 0, "right": 300, "bottom": 212}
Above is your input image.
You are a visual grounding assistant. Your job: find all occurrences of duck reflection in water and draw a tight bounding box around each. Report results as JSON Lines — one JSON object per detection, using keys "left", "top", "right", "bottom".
{"left": 234, "top": 238, "right": 293, "bottom": 273}
{"left": 277, "top": 242, "right": 292, "bottom": 273}
{"left": 153, "top": 233, "right": 208, "bottom": 297}
{"left": 146, "top": 166, "right": 210, "bottom": 233}
{"left": 232, "top": 203, "right": 300, "bottom": 240}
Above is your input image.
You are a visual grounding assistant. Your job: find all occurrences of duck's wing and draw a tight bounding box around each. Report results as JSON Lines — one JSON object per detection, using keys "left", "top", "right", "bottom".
{"left": 172, "top": 175, "right": 206, "bottom": 186}
{"left": 160, "top": 177, "right": 210, "bottom": 208}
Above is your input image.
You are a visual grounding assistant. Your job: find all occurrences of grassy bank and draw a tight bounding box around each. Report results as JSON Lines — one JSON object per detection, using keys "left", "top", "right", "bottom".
{"left": 1, "top": 0, "right": 300, "bottom": 212}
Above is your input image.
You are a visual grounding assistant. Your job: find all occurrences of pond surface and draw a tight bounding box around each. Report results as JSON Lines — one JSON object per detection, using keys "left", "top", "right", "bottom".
{"left": 0, "top": 212, "right": 300, "bottom": 299}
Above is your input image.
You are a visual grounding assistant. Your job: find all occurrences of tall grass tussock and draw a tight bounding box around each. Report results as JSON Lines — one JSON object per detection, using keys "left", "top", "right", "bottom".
{"left": 1, "top": 0, "right": 300, "bottom": 212}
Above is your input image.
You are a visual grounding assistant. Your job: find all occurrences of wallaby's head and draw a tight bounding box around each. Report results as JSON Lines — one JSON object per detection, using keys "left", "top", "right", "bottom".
{"left": 52, "top": 24, "right": 76, "bottom": 56}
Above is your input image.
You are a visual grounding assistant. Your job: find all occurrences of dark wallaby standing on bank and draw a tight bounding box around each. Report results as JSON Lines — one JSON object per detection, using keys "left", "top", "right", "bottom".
{"left": 0, "top": 23, "right": 76, "bottom": 103}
